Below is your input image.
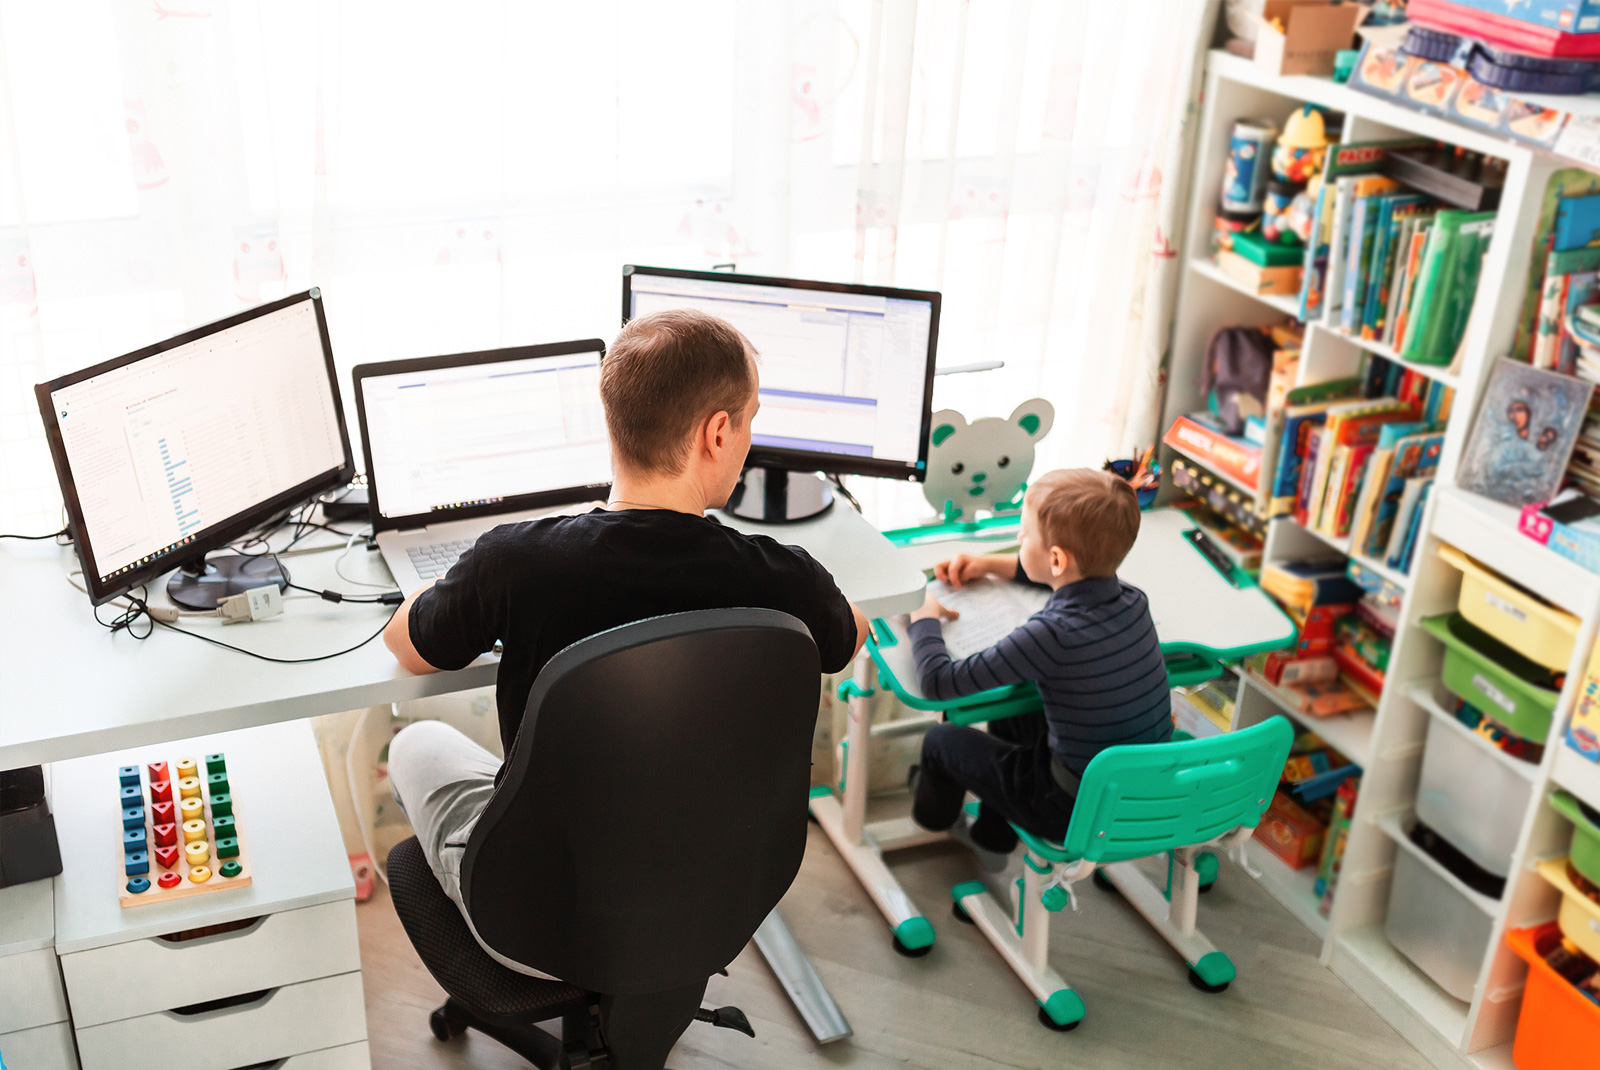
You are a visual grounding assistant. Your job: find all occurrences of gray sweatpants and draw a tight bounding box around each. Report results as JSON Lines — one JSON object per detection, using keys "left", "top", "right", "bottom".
{"left": 387, "top": 719, "right": 557, "bottom": 979}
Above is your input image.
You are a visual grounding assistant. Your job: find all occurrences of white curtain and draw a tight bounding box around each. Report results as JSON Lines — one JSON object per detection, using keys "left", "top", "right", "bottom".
{"left": 0, "top": 0, "right": 1214, "bottom": 533}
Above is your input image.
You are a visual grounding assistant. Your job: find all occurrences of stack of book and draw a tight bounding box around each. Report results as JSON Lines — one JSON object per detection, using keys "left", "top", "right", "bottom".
{"left": 1300, "top": 139, "right": 1496, "bottom": 367}
{"left": 1254, "top": 560, "right": 1371, "bottom": 715}
{"left": 1530, "top": 193, "right": 1600, "bottom": 380}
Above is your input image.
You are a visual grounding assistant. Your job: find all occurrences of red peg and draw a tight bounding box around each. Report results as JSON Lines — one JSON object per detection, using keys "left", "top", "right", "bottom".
{"left": 154, "top": 844, "right": 181, "bottom": 869}
{"left": 150, "top": 800, "right": 174, "bottom": 824}
{"left": 157, "top": 872, "right": 181, "bottom": 889}
{"left": 147, "top": 761, "right": 169, "bottom": 782}
{"left": 149, "top": 780, "right": 172, "bottom": 804}
{"left": 152, "top": 822, "right": 177, "bottom": 847}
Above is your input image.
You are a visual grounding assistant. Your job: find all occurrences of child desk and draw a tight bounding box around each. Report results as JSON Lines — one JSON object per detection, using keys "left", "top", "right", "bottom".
{"left": 811, "top": 507, "right": 1296, "bottom": 953}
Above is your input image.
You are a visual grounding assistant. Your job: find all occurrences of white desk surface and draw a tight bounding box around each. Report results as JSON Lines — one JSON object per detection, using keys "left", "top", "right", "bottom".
{"left": 0, "top": 871, "right": 55, "bottom": 957}
{"left": 1, "top": 503, "right": 924, "bottom": 768}
{"left": 870, "top": 508, "right": 1296, "bottom": 700}
{"left": 50, "top": 720, "right": 353, "bottom": 955}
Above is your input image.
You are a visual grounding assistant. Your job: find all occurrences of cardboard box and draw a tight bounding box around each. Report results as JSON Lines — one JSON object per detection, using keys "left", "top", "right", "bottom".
{"left": 1218, "top": 250, "right": 1301, "bottom": 295}
{"left": 1254, "top": 0, "right": 1366, "bottom": 77}
{"left": 1257, "top": 790, "right": 1326, "bottom": 869}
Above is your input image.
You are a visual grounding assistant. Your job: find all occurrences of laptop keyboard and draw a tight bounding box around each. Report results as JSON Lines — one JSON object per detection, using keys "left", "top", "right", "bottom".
{"left": 406, "top": 540, "right": 475, "bottom": 580}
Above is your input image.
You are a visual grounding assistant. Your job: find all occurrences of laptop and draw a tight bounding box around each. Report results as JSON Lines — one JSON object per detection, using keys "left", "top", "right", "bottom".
{"left": 352, "top": 339, "right": 612, "bottom": 596}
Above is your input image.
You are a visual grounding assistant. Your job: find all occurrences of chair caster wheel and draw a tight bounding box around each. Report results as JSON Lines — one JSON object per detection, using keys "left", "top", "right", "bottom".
{"left": 1092, "top": 869, "right": 1115, "bottom": 892}
{"left": 892, "top": 933, "right": 933, "bottom": 957}
{"left": 1188, "top": 968, "right": 1229, "bottom": 994}
{"left": 430, "top": 1005, "right": 468, "bottom": 1041}
{"left": 1199, "top": 881, "right": 1215, "bottom": 894}
{"left": 952, "top": 900, "right": 974, "bottom": 925}
{"left": 1038, "top": 1006, "right": 1080, "bottom": 1031}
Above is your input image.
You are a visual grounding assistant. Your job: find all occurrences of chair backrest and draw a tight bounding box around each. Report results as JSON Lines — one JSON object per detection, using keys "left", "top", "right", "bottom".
{"left": 460, "top": 609, "right": 820, "bottom": 995}
{"left": 1062, "top": 715, "right": 1294, "bottom": 865}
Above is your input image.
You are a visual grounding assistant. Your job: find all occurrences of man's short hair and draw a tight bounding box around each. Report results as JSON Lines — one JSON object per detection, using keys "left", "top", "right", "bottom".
{"left": 602, "top": 309, "right": 757, "bottom": 474}
{"left": 1026, "top": 468, "right": 1140, "bottom": 578}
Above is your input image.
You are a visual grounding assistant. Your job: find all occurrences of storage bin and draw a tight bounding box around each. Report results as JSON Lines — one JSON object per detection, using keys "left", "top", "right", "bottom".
{"left": 1550, "top": 790, "right": 1600, "bottom": 886}
{"left": 1385, "top": 828, "right": 1494, "bottom": 1001}
{"left": 1419, "top": 614, "right": 1561, "bottom": 742}
{"left": 1535, "top": 857, "right": 1600, "bottom": 961}
{"left": 1415, "top": 696, "right": 1533, "bottom": 878}
{"left": 1506, "top": 922, "right": 1600, "bottom": 1070}
{"left": 1438, "top": 545, "right": 1580, "bottom": 672}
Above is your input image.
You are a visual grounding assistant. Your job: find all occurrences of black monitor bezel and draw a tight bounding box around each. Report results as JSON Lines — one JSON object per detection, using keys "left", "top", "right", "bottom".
{"left": 621, "top": 265, "right": 940, "bottom": 483}
{"left": 353, "top": 339, "right": 612, "bottom": 535}
{"left": 34, "top": 289, "right": 355, "bottom": 607}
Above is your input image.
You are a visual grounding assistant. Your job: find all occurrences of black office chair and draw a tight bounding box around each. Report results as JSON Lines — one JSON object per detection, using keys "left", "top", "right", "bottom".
{"left": 388, "top": 608, "right": 822, "bottom": 1069}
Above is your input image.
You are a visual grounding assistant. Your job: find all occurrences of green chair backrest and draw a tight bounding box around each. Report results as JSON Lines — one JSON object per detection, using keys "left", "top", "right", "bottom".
{"left": 1060, "top": 716, "right": 1294, "bottom": 865}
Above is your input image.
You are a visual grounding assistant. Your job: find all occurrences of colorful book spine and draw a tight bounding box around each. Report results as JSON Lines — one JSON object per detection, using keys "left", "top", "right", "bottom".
{"left": 1164, "top": 415, "right": 1261, "bottom": 492}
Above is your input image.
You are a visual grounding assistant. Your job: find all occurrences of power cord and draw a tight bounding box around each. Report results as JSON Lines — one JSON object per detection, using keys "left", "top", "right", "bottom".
{"left": 0, "top": 527, "right": 68, "bottom": 540}
{"left": 829, "top": 473, "right": 862, "bottom": 513}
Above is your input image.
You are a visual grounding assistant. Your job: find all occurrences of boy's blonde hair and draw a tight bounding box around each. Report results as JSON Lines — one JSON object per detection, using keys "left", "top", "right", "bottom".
{"left": 1026, "top": 468, "right": 1140, "bottom": 578}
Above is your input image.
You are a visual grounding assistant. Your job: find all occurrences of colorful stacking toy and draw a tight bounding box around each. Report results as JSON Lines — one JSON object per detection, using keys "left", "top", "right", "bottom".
{"left": 114, "top": 750, "right": 251, "bottom": 907}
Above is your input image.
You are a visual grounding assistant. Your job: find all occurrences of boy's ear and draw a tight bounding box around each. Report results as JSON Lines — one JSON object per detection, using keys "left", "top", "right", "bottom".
{"left": 929, "top": 409, "right": 967, "bottom": 447}
{"left": 1009, "top": 398, "right": 1055, "bottom": 439}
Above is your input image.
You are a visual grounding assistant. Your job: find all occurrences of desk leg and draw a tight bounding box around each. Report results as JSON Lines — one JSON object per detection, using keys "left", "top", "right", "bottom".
{"left": 807, "top": 651, "right": 937, "bottom": 955}
{"left": 752, "top": 909, "right": 852, "bottom": 1043}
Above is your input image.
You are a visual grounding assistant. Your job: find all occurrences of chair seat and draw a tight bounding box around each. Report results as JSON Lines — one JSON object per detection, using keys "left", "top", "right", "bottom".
{"left": 387, "top": 837, "right": 593, "bottom": 1023}
{"left": 1007, "top": 823, "right": 1078, "bottom": 864}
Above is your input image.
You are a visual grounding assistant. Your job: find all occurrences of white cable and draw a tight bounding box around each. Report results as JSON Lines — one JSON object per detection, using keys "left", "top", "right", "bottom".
{"left": 335, "top": 525, "right": 395, "bottom": 591}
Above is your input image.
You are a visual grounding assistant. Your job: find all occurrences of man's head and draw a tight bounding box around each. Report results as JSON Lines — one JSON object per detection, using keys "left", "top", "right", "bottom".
{"left": 1018, "top": 468, "right": 1140, "bottom": 585}
{"left": 601, "top": 309, "right": 759, "bottom": 503}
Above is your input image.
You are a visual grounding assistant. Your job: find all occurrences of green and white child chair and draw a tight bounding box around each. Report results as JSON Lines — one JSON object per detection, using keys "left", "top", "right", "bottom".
{"left": 949, "top": 715, "right": 1294, "bottom": 1031}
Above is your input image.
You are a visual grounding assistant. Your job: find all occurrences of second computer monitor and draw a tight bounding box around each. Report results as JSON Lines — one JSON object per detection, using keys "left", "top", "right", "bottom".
{"left": 621, "top": 266, "right": 940, "bottom": 483}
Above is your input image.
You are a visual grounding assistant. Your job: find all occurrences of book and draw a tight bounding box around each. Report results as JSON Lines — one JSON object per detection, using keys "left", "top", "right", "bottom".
{"left": 1328, "top": 443, "right": 1375, "bottom": 537}
{"left": 1385, "top": 477, "right": 1431, "bottom": 570}
{"left": 1382, "top": 216, "right": 1420, "bottom": 346}
{"left": 1364, "top": 430, "right": 1444, "bottom": 557}
{"left": 1390, "top": 220, "right": 1435, "bottom": 349}
{"left": 1456, "top": 357, "right": 1594, "bottom": 507}
{"left": 1348, "top": 447, "right": 1395, "bottom": 553}
{"left": 1299, "top": 178, "right": 1334, "bottom": 321}
{"left": 1260, "top": 560, "right": 1364, "bottom": 613}
{"left": 1325, "top": 175, "right": 1401, "bottom": 330}
{"left": 1340, "top": 192, "right": 1380, "bottom": 335}
{"left": 1164, "top": 414, "right": 1262, "bottom": 492}
{"left": 1318, "top": 445, "right": 1352, "bottom": 534}
{"left": 1365, "top": 199, "right": 1431, "bottom": 339}
{"left": 1395, "top": 480, "right": 1432, "bottom": 573}
{"left": 1252, "top": 349, "right": 1302, "bottom": 517}
{"left": 1296, "top": 427, "right": 1327, "bottom": 527}
{"left": 1533, "top": 268, "right": 1571, "bottom": 371}
{"left": 1399, "top": 210, "right": 1497, "bottom": 366}
{"left": 1306, "top": 399, "right": 1416, "bottom": 530}
{"left": 1554, "top": 193, "right": 1600, "bottom": 252}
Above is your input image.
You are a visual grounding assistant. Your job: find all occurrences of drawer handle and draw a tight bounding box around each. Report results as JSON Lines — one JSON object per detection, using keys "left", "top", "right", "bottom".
{"left": 156, "top": 915, "right": 267, "bottom": 945}
{"left": 166, "top": 987, "right": 277, "bottom": 1019}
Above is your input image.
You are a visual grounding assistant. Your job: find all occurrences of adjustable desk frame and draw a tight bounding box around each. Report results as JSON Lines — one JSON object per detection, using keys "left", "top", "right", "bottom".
{"left": 807, "top": 509, "right": 1297, "bottom": 952}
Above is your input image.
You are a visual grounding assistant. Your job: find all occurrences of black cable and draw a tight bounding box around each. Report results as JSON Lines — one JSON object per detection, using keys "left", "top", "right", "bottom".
{"left": 123, "top": 592, "right": 399, "bottom": 663}
{"left": 828, "top": 473, "right": 862, "bottom": 513}
{"left": 285, "top": 581, "right": 403, "bottom": 606}
{"left": 0, "top": 528, "right": 68, "bottom": 540}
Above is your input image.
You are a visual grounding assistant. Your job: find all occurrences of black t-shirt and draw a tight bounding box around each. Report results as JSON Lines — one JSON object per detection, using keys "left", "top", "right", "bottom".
{"left": 408, "top": 508, "right": 858, "bottom": 757}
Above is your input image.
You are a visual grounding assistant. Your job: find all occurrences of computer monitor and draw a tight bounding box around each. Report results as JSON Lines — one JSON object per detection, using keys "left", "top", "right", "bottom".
{"left": 353, "top": 341, "right": 612, "bottom": 532}
{"left": 36, "top": 289, "right": 355, "bottom": 609}
{"left": 622, "top": 265, "right": 940, "bottom": 521}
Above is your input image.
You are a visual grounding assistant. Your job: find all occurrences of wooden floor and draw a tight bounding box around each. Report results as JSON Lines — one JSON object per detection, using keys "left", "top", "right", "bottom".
{"left": 357, "top": 824, "right": 1433, "bottom": 1070}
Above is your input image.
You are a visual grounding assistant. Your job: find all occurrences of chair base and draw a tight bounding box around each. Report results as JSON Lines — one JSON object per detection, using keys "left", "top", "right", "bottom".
{"left": 429, "top": 996, "right": 586, "bottom": 1069}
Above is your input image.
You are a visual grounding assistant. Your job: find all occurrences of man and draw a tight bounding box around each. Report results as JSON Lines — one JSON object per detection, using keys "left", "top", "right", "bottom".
{"left": 383, "top": 307, "right": 868, "bottom": 978}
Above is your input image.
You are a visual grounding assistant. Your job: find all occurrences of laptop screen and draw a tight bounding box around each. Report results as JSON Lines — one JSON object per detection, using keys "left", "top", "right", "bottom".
{"left": 359, "top": 346, "right": 611, "bottom": 525}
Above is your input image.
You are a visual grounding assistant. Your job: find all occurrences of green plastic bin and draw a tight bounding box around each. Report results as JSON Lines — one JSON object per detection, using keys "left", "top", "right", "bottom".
{"left": 1419, "top": 614, "right": 1560, "bottom": 744}
{"left": 1551, "top": 791, "right": 1600, "bottom": 888}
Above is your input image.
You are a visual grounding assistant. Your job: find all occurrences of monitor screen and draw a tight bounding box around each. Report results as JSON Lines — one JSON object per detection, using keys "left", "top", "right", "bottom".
{"left": 623, "top": 267, "right": 940, "bottom": 481}
{"left": 37, "top": 292, "right": 353, "bottom": 604}
{"left": 357, "top": 344, "right": 611, "bottom": 528}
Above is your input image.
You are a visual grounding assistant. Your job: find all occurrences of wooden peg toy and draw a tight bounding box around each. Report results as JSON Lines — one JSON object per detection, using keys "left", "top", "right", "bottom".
{"left": 149, "top": 780, "right": 172, "bottom": 804}
{"left": 179, "top": 797, "right": 203, "bottom": 821}
{"left": 185, "top": 841, "right": 210, "bottom": 867}
{"left": 178, "top": 776, "right": 202, "bottom": 800}
{"left": 157, "top": 872, "right": 181, "bottom": 889}
{"left": 181, "top": 818, "right": 206, "bottom": 843}
{"left": 122, "top": 828, "right": 146, "bottom": 853}
{"left": 215, "top": 837, "right": 239, "bottom": 859}
{"left": 153, "top": 844, "right": 181, "bottom": 869}
{"left": 119, "top": 785, "right": 141, "bottom": 807}
{"left": 174, "top": 757, "right": 197, "bottom": 779}
{"left": 209, "top": 793, "right": 232, "bottom": 818}
{"left": 118, "top": 765, "right": 140, "bottom": 789}
{"left": 212, "top": 815, "right": 235, "bottom": 838}
{"left": 219, "top": 861, "right": 242, "bottom": 878}
{"left": 150, "top": 800, "right": 174, "bottom": 824}
{"left": 189, "top": 865, "right": 211, "bottom": 884}
{"left": 152, "top": 822, "right": 177, "bottom": 848}
{"left": 207, "top": 771, "right": 229, "bottom": 794}
{"left": 126, "top": 877, "right": 150, "bottom": 894}
{"left": 147, "top": 761, "right": 169, "bottom": 782}
{"left": 121, "top": 806, "right": 145, "bottom": 831}
{"left": 125, "top": 851, "right": 148, "bottom": 876}
{"left": 205, "top": 753, "right": 226, "bottom": 776}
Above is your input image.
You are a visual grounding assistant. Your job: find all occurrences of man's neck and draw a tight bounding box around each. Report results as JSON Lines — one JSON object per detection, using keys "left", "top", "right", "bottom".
{"left": 607, "top": 469, "right": 711, "bottom": 517}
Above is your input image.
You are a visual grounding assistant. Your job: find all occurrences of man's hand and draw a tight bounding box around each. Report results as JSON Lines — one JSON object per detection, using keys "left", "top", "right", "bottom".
{"left": 909, "top": 591, "right": 959, "bottom": 624}
{"left": 936, "top": 552, "right": 1007, "bottom": 589}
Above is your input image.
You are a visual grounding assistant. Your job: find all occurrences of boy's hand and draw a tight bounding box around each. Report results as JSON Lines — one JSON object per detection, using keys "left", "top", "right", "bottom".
{"left": 935, "top": 553, "right": 989, "bottom": 589}
{"left": 910, "top": 592, "right": 959, "bottom": 624}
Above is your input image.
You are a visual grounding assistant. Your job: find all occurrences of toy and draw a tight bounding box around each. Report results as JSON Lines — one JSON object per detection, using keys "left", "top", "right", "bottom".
{"left": 1221, "top": 118, "right": 1277, "bottom": 214}
{"left": 116, "top": 750, "right": 250, "bottom": 907}
{"left": 922, "top": 398, "right": 1054, "bottom": 521}
{"left": 1272, "top": 105, "right": 1330, "bottom": 186}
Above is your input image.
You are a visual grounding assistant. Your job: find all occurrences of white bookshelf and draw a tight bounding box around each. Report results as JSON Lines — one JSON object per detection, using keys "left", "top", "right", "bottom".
{"left": 1162, "top": 48, "right": 1600, "bottom": 1070}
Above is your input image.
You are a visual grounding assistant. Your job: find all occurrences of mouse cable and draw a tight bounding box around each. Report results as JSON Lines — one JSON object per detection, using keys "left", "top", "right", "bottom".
{"left": 285, "top": 581, "right": 403, "bottom": 606}
{"left": 127, "top": 591, "right": 400, "bottom": 663}
{"left": 0, "top": 527, "right": 68, "bottom": 540}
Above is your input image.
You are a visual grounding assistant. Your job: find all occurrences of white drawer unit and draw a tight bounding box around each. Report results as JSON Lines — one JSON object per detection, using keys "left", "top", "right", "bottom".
{"left": 0, "top": 1020, "right": 77, "bottom": 1070}
{"left": 59, "top": 899, "right": 361, "bottom": 1027}
{"left": 0, "top": 945, "right": 69, "bottom": 1035}
{"left": 49, "top": 722, "right": 365, "bottom": 1068}
{"left": 73, "top": 971, "right": 367, "bottom": 1070}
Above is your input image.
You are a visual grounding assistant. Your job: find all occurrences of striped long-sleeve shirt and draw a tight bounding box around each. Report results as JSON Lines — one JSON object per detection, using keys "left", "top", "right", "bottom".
{"left": 908, "top": 572, "right": 1171, "bottom": 775}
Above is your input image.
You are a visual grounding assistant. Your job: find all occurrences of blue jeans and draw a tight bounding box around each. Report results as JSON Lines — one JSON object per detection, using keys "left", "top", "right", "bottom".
{"left": 911, "top": 713, "right": 1076, "bottom": 853}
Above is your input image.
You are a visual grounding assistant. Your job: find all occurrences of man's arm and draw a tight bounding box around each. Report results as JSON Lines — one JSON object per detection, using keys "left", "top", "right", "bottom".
{"left": 384, "top": 580, "right": 440, "bottom": 675}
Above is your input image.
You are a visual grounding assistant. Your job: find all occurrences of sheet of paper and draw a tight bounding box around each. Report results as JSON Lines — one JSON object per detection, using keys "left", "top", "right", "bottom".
{"left": 921, "top": 577, "right": 1050, "bottom": 660}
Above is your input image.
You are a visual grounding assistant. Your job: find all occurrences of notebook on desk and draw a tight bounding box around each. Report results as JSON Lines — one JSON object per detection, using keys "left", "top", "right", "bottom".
{"left": 922, "top": 577, "right": 1050, "bottom": 659}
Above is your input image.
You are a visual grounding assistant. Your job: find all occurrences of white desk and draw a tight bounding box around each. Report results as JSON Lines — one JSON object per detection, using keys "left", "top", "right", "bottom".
{"left": 0, "top": 503, "right": 925, "bottom": 769}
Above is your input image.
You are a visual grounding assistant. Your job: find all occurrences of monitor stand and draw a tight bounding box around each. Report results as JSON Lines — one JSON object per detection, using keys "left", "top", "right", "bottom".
{"left": 167, "top": 552, "right": 289, "bottom": 611}
{"left": 724, "top": 467, "right": 835, "bottom": 523}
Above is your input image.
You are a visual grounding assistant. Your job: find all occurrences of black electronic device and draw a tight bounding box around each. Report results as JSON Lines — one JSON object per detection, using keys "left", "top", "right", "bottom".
{"left": 621, "top": 265, "right": 941, "bottom": 521}
{"left": 0, "top": 766, "right": 63, "bottom": 888}
{"left": 35, "top": 289, "right": 355, "bottom": 609}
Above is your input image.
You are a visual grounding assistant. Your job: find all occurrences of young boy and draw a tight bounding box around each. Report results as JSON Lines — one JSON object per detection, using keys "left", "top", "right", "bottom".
{"left": 908, "top": 468, "right": 1170, "bottom": 864}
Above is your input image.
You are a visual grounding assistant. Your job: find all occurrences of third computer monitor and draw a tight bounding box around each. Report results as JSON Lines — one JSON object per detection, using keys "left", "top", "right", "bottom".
{"left": 621, "top": 266, "right": 940, "bottom": 482}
